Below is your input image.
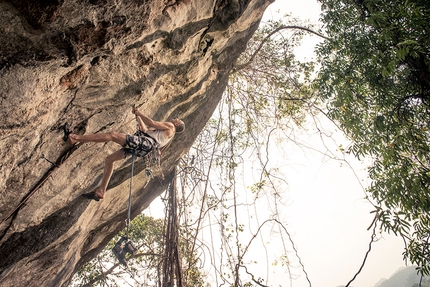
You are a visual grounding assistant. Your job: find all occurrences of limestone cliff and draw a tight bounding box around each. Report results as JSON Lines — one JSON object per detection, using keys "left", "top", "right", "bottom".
{"left": 0, "top": 0, "right": 272, "bottom": 286}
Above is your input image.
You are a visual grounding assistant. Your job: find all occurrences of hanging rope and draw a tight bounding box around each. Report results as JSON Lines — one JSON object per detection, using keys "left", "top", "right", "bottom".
{"left": 111, "top": 111, "right": 139, "bottom": 267}
{"left": 125, "top": 106, "right": 140, "bottom": 237}
{"left": 125, "top": 151, "right": 136, "bottom": 238}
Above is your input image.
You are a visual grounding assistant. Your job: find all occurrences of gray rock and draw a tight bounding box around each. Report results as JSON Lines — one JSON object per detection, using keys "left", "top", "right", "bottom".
{"left": 0, "top": 0, "right": 272, "bottom": 286}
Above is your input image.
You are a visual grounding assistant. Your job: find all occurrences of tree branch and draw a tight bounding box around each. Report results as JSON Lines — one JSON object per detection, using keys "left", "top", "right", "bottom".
{"left": 234, "top": 25, "right": 329, "bottom": 72}
{"left": 345, "top": 215, "right": 379, "bottom": 287}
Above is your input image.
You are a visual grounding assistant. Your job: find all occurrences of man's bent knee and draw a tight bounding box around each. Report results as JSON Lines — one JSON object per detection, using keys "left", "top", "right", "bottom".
{"left": 105, "top": 150, "right": 125, "bottom": 164}
{"left": 108, "top": 131, "right": 126, "bottom": 146}
{"left": 107, "top": 131, "right": 118, "bottom": 138}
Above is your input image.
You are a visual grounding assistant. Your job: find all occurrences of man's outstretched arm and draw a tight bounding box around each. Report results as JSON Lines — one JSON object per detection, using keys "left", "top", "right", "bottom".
{"left": 136, "top": 114, "right": 147, "bottom": 132}
{"left": 133, "top": 108, "right": 174, "bottom": 132}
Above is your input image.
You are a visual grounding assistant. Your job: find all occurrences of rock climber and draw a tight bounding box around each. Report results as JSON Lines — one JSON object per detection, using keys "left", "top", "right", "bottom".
{"left": 68, "top": 106, "right": 185, "bottom": 201}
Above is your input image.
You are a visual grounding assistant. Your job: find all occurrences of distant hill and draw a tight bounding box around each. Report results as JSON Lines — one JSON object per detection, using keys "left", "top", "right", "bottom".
{"left": 375, "top": 266, "right": 430, "bottom": 287}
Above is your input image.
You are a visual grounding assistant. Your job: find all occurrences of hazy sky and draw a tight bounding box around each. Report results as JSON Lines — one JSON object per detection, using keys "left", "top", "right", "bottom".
{"left": 261, "top": 1, "right": 407, "bottom": 286}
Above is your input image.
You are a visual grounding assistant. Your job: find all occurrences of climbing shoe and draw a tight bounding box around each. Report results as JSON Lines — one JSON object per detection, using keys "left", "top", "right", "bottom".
{"left": 62, "top": 123, "right": 72, "bottom": 142}
{"left": 81, "top": 191, "right": 101, "bottom": 201}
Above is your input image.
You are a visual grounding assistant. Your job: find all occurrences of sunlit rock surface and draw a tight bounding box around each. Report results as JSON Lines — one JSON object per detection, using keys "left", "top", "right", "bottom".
{"left": 0, "top": 0, "right": 272, "bottom": 286}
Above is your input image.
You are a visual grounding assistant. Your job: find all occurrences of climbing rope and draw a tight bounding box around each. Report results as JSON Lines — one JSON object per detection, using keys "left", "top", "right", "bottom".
{"left": 125, "top": 151, "right": 136, "bottom": 238}
{"left": 125, "top": 106, "right": 139, "bottom": 237}
{"left": 112, "top": 109, "right": 141, "bottom": 266}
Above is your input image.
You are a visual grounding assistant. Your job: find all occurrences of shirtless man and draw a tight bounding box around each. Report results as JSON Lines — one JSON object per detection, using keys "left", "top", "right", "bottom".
{"left": 68, "top": 107, "right": 185, "bottom": 201}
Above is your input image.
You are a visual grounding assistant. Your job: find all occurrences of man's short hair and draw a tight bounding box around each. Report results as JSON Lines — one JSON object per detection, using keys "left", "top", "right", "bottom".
{"left": 175, "top": 120, "right": 185, "bottom": 133}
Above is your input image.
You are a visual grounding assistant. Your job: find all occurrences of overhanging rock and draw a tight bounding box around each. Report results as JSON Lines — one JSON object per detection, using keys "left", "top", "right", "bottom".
{"left": 0, "top": 0, "right": 273, "bottom": 286}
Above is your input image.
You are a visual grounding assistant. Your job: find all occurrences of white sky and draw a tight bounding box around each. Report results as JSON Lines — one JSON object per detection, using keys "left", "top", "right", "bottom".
{"left": 145, "top": 1, "right": 409, "bottom": 287}
{"left": 260, "top": 1, "right": 407, "bottom": 287}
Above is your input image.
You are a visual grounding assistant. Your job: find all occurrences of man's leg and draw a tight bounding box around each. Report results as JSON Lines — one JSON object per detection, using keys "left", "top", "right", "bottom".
{"left": 69, "top": 131, "right": 127, "bottom": 146}
{"left": 95, "top": 149, "right": 125, "bottom": 199}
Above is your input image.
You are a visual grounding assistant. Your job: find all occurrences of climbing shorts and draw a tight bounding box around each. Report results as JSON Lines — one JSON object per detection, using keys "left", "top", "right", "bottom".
{"left": 122, "top": 130, "right": 154, "bottom": 158}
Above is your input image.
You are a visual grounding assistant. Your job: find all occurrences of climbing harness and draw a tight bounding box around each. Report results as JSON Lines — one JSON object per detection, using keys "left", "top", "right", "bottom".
{"left": 142, "top": 133, "right": 162, "bottom": 183}
{"left": 122, "top": 132, "right": 158, "bottom": 179}
{"left": 143, "top": 130, "right": 175, "bottom": 182}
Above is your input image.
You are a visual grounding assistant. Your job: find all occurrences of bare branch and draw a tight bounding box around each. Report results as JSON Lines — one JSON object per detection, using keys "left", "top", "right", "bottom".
{"left": 234, "top": 25, "right": 329, "bottom": 72}
{"left": 345, "top": 216, "right": 379, "bottom": 287}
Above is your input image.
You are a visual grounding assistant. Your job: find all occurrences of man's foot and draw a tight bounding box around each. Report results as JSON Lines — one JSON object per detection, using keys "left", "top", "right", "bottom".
{"left": 63, "top": 123, "right": 72, "bottom": 142}
{"left": 82, "top": 190, "right": 104, "bottom": 201}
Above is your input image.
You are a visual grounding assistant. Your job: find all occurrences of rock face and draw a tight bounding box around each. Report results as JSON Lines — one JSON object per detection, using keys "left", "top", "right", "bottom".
{"left": 0, "top": 0, "right": 272, "bottom": 286}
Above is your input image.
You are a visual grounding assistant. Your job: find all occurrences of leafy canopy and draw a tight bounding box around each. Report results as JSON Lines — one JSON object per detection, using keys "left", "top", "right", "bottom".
{"left": 315, "top": 0, "right": 430, "bottom": 274}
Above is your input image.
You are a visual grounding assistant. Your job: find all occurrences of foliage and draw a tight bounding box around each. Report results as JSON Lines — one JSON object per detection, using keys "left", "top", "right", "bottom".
{"left": 234, "top": 18, "right": 318, "bottom": 130}
{"left": 315, "top": 0, "right": 430, "bottom": 274}
{"left": 70, "top": 214, "right": 206, "bottom": 286}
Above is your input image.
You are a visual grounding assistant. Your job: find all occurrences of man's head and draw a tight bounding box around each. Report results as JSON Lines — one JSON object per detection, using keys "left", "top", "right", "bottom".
{"left": 171, "top": 118, "right": 185, "bottom": 133}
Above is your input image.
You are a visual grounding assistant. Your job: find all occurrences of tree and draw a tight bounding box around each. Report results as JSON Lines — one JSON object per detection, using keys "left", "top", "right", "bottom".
{"left": 315, "top": 0, "right": 430, "bottom": 274}
{"left": 71, "top": 215, "right": 164, "bottom": 286}
{"left": 71, "top": 213, "right": 207, "bottom": 287}
{"left": 175, "top": 16, "right": 322, "bottom": 287}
